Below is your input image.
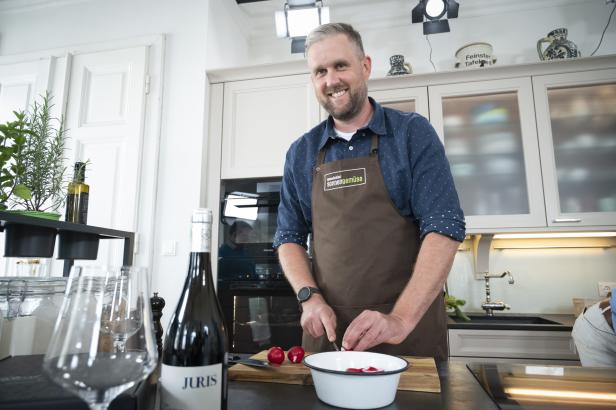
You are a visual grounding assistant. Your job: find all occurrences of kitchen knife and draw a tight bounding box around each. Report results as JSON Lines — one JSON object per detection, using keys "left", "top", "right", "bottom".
{"left": 228, "top": 356, "right": 280, "bottom": 369}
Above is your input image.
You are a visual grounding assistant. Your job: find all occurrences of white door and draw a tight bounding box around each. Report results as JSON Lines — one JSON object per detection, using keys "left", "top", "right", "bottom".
{"left": 0, "top": 58, "right": 53, "bottom": 275}
{"left": 65, "top": 46, "right": 149, "bottom": 266}
{"left": 0, "top": 58, "right": 52, "bottom": 123}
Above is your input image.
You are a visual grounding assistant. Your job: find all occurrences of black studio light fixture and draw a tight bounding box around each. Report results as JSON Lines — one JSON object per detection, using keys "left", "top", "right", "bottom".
{"left": 412, "top": 0, "right": 459, "bottom": 35}
{"left": 275, "top": 0, "right": 330, "bottom": 54}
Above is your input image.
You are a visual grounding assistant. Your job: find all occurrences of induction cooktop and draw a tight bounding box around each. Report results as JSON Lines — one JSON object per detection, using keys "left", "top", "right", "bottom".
{"left": 467, "top": 362, "right": 616, "bottom": 410}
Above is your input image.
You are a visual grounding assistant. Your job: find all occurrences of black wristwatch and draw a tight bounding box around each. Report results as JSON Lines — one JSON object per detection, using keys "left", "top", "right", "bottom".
{"left": 297, "top": 286, "right": 321, "bottom": 304}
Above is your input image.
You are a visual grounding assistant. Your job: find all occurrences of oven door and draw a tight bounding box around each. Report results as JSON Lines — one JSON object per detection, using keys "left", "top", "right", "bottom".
{"left": 218, "top": 282, "right": 302, "bottom": 354}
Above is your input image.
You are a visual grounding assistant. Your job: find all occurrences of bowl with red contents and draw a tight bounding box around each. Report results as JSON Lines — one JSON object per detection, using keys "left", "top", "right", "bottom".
{"left": 303, "top": 351, "right": 409, "bottom": 409}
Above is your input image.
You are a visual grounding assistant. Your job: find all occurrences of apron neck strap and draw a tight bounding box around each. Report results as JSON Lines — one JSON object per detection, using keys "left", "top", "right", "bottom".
{"left": 316, "top": 130, "right": 380, "bottom": 166}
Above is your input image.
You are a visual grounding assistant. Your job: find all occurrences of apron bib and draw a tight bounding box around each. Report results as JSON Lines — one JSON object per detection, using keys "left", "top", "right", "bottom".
{"left": 304, "top": 132, "right": 447, "bottom": 360}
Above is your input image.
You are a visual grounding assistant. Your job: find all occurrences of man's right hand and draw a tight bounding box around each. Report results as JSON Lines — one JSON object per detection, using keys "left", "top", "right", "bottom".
{"left": 300, "top": 294, "right": 337, "bottom": 341}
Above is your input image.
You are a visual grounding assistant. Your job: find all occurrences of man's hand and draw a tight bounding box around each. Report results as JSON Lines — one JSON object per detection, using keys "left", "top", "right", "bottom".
{"left": 342, "top": 310, "right": 410, "bottom": 351}
{"left": 300, "top": 295, "right": 337, "bottom": 341}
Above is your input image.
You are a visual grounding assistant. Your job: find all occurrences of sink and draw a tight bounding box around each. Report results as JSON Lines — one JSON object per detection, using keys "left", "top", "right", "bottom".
{"left": 451, "top": 314, "right": 562, "bottom": 325}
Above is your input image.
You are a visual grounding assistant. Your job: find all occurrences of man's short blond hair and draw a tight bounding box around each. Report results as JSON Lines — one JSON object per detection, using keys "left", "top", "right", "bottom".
{"left": 305, "top": 22, "right": 365, "bottom": 58}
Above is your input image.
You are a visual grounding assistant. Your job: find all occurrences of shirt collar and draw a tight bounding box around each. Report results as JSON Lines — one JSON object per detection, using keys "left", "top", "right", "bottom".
{"left": 318, "top": 97, "right": 387, "bottom": 151}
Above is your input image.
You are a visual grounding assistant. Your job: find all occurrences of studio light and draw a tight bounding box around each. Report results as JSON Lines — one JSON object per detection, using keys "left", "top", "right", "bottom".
{"left": 275, "top": 0, "right": 330, "bottom": 54}
{"left": 412, "top": 0, "right": 459, "bottom": 35}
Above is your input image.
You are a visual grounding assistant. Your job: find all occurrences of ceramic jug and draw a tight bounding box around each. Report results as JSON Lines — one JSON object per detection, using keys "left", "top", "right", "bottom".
{"left": 387, "top": 55, "right": 412, "bottom": 76}
{"left": 537, "top": 28, "right": 581, "bottom": 60}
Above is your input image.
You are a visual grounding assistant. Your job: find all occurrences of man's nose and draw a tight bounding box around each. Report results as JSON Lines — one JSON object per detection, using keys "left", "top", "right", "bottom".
{"left": 324, "top": 70, "right": 341, "bottom": 87}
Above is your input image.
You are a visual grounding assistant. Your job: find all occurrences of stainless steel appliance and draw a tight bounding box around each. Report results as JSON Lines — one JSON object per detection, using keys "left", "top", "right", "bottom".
{"left": 217, "top": 178, "right": 302, "bottom": 353}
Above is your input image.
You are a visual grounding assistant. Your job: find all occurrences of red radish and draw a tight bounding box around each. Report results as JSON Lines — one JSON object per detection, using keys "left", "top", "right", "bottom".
{"left": 346, "top": 367, "right": 362, "bottom": 372}
{"left": 287, "top": 346, "right": 305, "bottom": 363}
{"left": 267, "top": 346, "right": 285, "bottom": 364}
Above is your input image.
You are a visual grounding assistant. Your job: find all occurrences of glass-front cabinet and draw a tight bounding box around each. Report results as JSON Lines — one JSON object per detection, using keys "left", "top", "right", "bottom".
{"left": 369, "top": 87, "right": 429, "bottom": 119}
{"left": 429, "top": 78, "right": 546, "bottom": 231}
{"left": 533, "top": 69, "right": 616, "bottom": 227}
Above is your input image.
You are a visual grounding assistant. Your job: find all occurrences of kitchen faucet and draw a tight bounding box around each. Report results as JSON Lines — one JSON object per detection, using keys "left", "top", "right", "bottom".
{"left": 481, "top": 271, "right": 514, "bottom": 316}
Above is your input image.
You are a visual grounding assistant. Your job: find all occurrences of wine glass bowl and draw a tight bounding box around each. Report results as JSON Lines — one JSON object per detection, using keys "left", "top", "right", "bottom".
{"left": 43, "top": 265, "right": 157, "bottom": 410}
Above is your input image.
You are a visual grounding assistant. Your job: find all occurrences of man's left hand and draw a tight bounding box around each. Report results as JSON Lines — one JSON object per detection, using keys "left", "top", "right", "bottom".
{"left": 341, "top": 310, "right": 411, "bottom": 351}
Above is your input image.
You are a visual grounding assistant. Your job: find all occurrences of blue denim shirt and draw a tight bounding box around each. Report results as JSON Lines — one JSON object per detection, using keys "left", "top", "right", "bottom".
{"left": 274, "top": 98, "right": 465, "bottom": 249}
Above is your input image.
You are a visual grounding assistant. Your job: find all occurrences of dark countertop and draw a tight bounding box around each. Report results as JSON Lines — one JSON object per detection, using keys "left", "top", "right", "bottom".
{"left": 447, "top": 313, "right": 575, "bottom": 331}
{"left": 228, "top": 360, "right": 499, "bottom": 410}
{"left": 0, "top": 355, "right": 499, "bottom": 410}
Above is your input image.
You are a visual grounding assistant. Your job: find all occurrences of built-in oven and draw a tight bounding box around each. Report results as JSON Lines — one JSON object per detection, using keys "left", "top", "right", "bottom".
{"left": 217, "top": 178, "right": 303, "bottom": 353}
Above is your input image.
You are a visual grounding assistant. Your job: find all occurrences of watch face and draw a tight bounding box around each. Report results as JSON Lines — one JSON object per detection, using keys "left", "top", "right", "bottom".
{"left": 298, "top": 287, "right": 310, "bottom": 302}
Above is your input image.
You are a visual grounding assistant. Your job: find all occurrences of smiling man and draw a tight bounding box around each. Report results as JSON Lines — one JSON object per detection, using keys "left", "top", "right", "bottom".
{"left": 274, "top": 23, "right": 465, "bottom": 360}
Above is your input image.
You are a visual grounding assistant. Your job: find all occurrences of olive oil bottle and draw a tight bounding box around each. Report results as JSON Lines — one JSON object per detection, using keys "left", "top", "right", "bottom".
{"left": 65, "top": 162, "right": 89, "bottom": 224}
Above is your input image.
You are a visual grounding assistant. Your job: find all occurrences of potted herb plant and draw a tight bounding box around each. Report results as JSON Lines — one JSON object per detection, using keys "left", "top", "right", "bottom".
{"left": 11, "top": 91, "right": 68, "bottom": 220}
{"left": 0, "top": 111, "right": 30, "bottom": 210}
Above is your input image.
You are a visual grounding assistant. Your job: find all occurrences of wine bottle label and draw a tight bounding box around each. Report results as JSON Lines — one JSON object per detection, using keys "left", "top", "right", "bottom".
{"left": 160, "top": 363, "right": 222, "bottom": 410}
{"left": 191, "top": 222, "right": 211, "bottom": 253}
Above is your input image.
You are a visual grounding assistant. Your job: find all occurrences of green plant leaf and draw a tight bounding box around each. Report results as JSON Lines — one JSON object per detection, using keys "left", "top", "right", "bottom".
{"left": 14, "top": 184, "right": 32, "bottom": 200}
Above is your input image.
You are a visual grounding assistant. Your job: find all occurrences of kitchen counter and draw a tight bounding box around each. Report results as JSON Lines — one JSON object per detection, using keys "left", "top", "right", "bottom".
{"left": 228, "top": 360, "right": 498, "bottom": 410}
{"left": 0, "top": 355, "right": 498, "bottom": 410}
{"left": 447, "top": 313, "right": 575, "bottom": 331}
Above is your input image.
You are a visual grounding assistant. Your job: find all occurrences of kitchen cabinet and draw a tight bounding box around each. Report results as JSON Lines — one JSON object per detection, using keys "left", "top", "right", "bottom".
{"left": 428, "top": 78, "right": 546, "bottom": 230}
{"left": 533, "top": 69, "right": 616, "bottom": 227}
{"left": 369, "top": 87, "right": 429, "bottom": 119}
{"left": 220, "top": 74, "right": 320, "bottom": 179}
{"left": 207, "top": 56, "right": 616, "bottom": 233}
{"left": 448, "top": 328, "right": 579, "bottom": 363}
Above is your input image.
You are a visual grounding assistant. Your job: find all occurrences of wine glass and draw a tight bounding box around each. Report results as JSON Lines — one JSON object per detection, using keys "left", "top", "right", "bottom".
{"left": 43, "top": 265, "right": 158, "bottom": 410}
{"left": 100, "top": 267, "right": 144, "bottom": 352}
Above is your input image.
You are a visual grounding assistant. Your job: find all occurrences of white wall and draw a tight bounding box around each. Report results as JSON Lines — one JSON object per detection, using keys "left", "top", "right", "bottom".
{"left": 0, "top": 0, "right": 211, "bottom": 319}
{"left": 211, "top": 0, "right": 616, "bottom": 77}
{"left": 449, "top": 248, "right": 616, "bottom": 315}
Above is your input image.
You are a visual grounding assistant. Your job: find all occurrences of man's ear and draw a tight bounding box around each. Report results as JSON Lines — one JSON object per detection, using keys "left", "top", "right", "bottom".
{"left": 362, "top": 55, "right": 372, "bottom": 79}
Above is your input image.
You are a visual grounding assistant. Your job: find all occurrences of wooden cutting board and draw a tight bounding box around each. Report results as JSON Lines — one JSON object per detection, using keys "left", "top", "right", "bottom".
{"left": 228, "top": 351, "right": 440, "bottom": 393}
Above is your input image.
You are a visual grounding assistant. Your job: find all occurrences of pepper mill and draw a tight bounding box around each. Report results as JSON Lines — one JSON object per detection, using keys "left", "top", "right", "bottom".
{"left": 150, "top": 292, "right": 166, "bottom": 359}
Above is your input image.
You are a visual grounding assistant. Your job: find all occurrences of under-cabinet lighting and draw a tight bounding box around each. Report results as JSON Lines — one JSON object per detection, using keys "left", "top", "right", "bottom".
{"left": 494, "top": 232, "right": 616, "bottom": 239}
{"left": 505, "top": 387, "right": 616, "bottom": 403}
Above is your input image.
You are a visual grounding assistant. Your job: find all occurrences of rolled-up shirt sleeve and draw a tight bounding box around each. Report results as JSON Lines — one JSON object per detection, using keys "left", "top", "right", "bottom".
{"left": 409, "top": 116, "right": 466, "bottom": 242}
{"left": 273, "top": 145, "right": 310, "bottom": 249}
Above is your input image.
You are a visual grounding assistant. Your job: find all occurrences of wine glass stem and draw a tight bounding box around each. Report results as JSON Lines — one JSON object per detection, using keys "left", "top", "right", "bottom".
{"left": 113, "top": 339, "right": 127, "bottom": 353}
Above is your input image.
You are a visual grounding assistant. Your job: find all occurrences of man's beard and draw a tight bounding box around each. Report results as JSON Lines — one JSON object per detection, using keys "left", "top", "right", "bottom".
{"left": 321, "top": 83, "right": 368, "bottom": 122}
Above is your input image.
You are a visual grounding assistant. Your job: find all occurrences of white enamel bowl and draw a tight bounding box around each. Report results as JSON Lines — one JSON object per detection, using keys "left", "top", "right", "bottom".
{"left": 303, "top": 351, "right": 409, "bottom": 409}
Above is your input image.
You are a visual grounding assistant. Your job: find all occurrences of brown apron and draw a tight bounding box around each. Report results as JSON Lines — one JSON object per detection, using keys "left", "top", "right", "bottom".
{"left": 304, "top": 132, "right": 448, "bottom": 360}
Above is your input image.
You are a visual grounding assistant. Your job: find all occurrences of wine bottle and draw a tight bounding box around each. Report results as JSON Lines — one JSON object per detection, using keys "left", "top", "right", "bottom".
{"left": 65, "top": 162, "right": 89, "bottom": 224}
{"left": 160, "top": 208, "right": 228, "bottom": 410}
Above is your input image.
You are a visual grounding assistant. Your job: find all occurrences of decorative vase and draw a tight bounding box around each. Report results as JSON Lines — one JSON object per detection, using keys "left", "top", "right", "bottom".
{"left": 537, "top": 28, "right": 581, "bottom": 60}
{"left": 387, "top": 55, "right": 412, "bottom": 76}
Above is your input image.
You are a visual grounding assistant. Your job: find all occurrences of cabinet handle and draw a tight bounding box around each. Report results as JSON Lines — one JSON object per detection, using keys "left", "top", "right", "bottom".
{"left": 552, "top": 218, "right": 582, "bottom": 223}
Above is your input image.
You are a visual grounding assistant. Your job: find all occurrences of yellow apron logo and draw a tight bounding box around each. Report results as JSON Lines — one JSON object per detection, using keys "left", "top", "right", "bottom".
{"left": 324, "top": 168, "right": 367, "bottom": 191}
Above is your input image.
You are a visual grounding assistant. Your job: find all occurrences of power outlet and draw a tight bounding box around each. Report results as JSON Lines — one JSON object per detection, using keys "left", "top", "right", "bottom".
{"left": 597, "top": 282, "right": 616, "bottom": 297}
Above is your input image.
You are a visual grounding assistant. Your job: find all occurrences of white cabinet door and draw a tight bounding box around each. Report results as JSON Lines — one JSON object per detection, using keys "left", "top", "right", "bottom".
{"left": 65, "top": 46, "right": 149, "bottom": 266}
{"left": 369, "top": 87, "right": 429, "bottom": 119}
{"left": 429, "top": 78, "right": 546, "bottom": 231}
{"left": 221, "top": 74, "right": 320, "bottom": 179}
{"left": 533, "top": 69, "right": 616, "bottom": 228}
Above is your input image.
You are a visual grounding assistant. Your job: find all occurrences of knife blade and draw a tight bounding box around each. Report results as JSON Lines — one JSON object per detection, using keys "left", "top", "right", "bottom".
{"left": 228, "top": 357, "right": 280, "bottom": 369}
